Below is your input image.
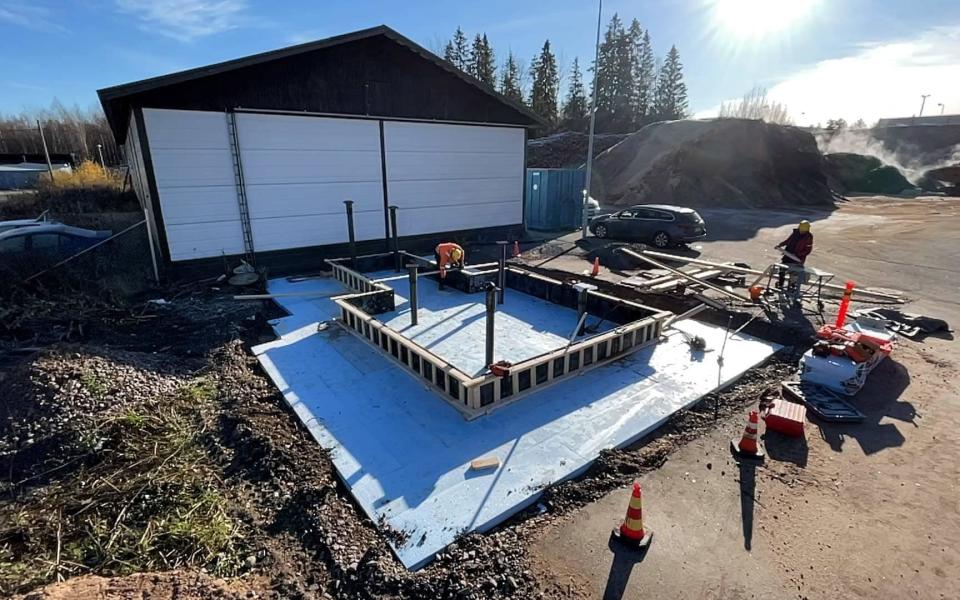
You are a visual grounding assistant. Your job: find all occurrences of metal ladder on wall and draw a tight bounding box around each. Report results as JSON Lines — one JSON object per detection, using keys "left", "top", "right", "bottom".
{"left": 226, "top": 111, "right": 256, "bottom": 265}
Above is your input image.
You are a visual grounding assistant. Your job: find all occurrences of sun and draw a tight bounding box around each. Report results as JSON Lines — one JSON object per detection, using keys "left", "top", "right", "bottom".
{"left": 711, "top": 0, "right": 820, "bottom": 39}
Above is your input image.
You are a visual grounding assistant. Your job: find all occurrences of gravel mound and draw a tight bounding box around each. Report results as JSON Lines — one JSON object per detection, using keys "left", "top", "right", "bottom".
{"left": 590, "top": 118, "right": 836, "bottom": 208}
{"left": 527, "top": 131, "right": 628, "bottom": 168}
{"left": 823, "top": 152, "right": 915, "bottom": 194}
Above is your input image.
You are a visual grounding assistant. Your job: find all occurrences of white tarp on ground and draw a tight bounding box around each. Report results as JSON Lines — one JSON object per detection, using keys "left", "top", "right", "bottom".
{"left": 253, "top": 277, "right": 780, "bottom": 569}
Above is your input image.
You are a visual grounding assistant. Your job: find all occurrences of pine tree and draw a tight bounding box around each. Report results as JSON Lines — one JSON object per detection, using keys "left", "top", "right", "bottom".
{"left": 561, "top": 57, "right": 588, "bottom": 131}
{"left": 468, "top": 33, "right": 497, "bottom": 85}
{"left": 633, "top": 29, "right": 655, "bottom": 126}
{"left": 592, "top": 14, "right": 634, "bottom": 132}
{"left": 499, "top": 51, "right": 524, "bottom": 104}
{"left": 444, "top": 27, "right": 469, "bottom": 70}
{"left": 652, "top": 45, "right": 688, "bottom": 120}
{"left": 529, "top": 40, "right": 559, "bottom": 128}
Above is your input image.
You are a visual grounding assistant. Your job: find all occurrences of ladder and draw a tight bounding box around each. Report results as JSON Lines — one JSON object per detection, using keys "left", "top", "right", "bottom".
{"left": 226, "top": 111, "right": 256, "bottom": 264}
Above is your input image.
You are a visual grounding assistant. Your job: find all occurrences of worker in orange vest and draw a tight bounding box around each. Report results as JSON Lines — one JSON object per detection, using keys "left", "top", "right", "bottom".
{"left": 435, "top": 242, "right": 465, "bottom": 288}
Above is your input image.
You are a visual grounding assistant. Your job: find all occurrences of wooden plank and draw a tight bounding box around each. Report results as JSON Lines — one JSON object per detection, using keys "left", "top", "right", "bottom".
{"left": 638, "top": 250, "right": 903, "bottom": 301}
{"left": 621, "top": 249, "right": 751, "bottom": 302}
{"left": 469, "top": 456, "right": 501, "bottom": 471}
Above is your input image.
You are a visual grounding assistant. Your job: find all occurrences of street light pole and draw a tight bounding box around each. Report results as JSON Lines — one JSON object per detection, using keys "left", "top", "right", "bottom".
{"left": 96, "top": 144, "right": 105, "bottom": 168}
{"left": 919, "top": 94, "right": 930, "bottom": 117}
{"left": 938, "top": 103, "right": 945, "bottom": 116}
{"left": 581, "top": 0, "right": 603, "bottom": 240}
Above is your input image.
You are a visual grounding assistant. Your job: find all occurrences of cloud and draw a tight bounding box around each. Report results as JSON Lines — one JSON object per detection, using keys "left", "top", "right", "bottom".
{"left": 115, "top": 0, "right": 248, "bottom": 42}
{"left": 698, "top": 25, "right": 960, "bottom": 125}
{"left": 0, "top": 1, "right": 64, "bottom": 32}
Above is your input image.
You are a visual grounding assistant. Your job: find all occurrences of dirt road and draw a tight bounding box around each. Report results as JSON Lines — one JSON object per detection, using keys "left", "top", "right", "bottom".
{"left": 530, "top": 197, "right": 960, "bottom": 599}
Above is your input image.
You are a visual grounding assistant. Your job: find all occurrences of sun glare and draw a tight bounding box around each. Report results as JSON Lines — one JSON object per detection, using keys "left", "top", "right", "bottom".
{"left": 712, "top": 0, "right": 819, "bottom": 39}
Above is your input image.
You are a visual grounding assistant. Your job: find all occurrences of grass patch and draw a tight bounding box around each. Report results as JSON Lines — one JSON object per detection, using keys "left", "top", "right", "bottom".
{"left": 180, "top": 378, "right": 217, "bottom": 403}
{"left": 0, "top": 377, "right": 246, "bottom": 595}
{"left": 80, "top": 371, "right": 109, "bottom": 399}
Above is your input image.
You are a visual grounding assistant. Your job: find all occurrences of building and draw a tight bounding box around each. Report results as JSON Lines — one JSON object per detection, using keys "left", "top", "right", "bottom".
{"left": 876, "top": 114, "right": 960, "bottom": 127}
{"left": 98, "top": 25, "right": 540, "bottom": 275}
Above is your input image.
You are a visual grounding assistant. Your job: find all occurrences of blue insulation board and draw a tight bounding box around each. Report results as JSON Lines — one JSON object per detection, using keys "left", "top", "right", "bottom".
{"left": 253, "top": 277, "right": 780, "bottom": 570}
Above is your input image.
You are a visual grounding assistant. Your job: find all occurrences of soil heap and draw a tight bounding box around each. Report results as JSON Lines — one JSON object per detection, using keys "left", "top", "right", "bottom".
{"left": 526, "top": 131, "right": 628, "bottom": 168}
{"left": 823, "top": 152, "right": 915, "bottom": 194}
{"left": 589, "top": 118, "right": 835, "bottom": 209}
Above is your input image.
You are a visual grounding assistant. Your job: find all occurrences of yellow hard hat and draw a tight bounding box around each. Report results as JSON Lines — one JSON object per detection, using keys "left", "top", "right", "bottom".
{"left": 798, "top": 220, "right": 811, "bottom": 233}
{"left": 451, "top": 247, "right": 463, "bottom": 262}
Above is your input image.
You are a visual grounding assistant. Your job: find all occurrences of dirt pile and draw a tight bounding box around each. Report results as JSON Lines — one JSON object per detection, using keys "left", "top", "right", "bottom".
{"left": 918, "top": 164, "right": 960, "bottom": 195}
{"left": 526, "top": 132, "right": 628, "bottom": 168}
{"left": 590, "top": 118, "right": 835, "bottom": 208}
{"left": 823, "top": 152, "right": 915, "bottom": 194}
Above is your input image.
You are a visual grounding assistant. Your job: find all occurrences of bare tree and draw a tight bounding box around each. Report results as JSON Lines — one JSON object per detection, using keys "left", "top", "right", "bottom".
{"left": 718, "top": 86, "right": 792, "bottom": 124}
{"left": 0, "top": 101, "right": 120, "bottom": 165}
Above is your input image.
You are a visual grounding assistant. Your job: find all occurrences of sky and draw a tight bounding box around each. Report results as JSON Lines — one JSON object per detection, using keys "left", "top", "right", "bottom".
{"left": 1, "top": 0, "right": 959, "bottom": 126}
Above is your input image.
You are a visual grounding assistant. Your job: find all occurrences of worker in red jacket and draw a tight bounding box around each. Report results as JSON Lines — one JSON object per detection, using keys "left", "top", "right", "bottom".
{"left": 435, "top": 242, "right": 465, "bottom": 289}
{"left": 775, "top": 220, "right": 813, "bottom": 295}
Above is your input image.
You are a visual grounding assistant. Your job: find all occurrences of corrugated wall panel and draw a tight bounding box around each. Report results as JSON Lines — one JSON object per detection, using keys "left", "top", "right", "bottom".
{"left": 142, "top": 108, "right": 245, "bottom": 261}
{"left": 384, "top": 122, "right": 524, "bottom": 236}
{"left": 236, "top": 114, "right": 384, "bottom": 252}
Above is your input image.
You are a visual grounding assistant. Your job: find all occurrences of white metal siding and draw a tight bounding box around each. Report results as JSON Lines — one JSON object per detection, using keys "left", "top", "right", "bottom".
{"left": 383, "top": 122, "right": 524, "bottom": 236}
{"left": 142, "top": 108, "right": 244, "bottom": 261}
{"left": 236, "top": 114, "right": 384, "bottom": 252}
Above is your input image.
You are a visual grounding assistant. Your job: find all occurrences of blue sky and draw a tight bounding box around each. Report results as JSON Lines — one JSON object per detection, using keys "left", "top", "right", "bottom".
{"left": 2, "top": 0, "right": 959, "bottom": 125}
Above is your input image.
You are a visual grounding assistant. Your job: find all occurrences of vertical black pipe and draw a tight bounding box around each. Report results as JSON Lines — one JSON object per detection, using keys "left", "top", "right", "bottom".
{"left": 485, "top": 282, "right": 497, "bottom": 367}
{"left": 577, "top": 286, "right": 590, "bottom": 336}
{"left": 389, "top": 205, "right": 400, "bottom": 271}
{"left": 407, "top": 263, "right": 419, "bottom": 326}
{"left": 344, "top": 200, "right": 356, "bottom": 268}
{"left": 497, "top": 240, "right": 507, "bottom": 304}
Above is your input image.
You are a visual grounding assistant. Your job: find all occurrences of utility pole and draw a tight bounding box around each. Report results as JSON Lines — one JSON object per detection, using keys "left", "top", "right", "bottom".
{"left": 581, "top": 0, "right": 603, "bottom": 240}
{"left": 919, "top": 94, "right": 930, "bottom": 118}
{"left": 36, "top": 119, "right": 54, "bottom": 178}
{"left": 938, "top": 103, "right": 945, "bottom": 115}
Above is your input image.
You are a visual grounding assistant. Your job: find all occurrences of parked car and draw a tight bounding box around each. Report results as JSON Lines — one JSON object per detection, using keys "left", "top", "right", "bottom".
{"left": 588, "top": 204, "right": 706, "bottom": 248}
{"left": 0, "top": 215, "right": 59, "bottom": 235}
{"left": 586, "top": 196, "right": 601, "bottom": 219}
{"left": 0, "top": 224, "right": 112, "bottom": 261}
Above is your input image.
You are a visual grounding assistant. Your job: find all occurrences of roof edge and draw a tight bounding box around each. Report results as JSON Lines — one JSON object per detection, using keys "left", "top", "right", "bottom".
{"left": 98, "top": 25, "right": 544, "bottom": 128}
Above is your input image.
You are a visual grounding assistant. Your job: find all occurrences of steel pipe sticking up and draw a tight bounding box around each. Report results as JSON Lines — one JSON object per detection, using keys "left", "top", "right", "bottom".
{"left": 344, "top": 200, "right": 356, "bottom": 268}
{"left": 407, "top": 263, "right": 419, "bottom": 326}
{"left": 389, "top": 205, "right": 400, "bottom": 272}
{"left": 497, "top": 240, "right": 508, "bottom": 304}
{"left": 485, "top": 282, "right": 498, "bottom": 367}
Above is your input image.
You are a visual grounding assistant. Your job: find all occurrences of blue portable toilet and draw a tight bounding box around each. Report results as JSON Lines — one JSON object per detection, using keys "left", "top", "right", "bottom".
{"left": 525, "top": 168, "right": 586, "bottom": 231}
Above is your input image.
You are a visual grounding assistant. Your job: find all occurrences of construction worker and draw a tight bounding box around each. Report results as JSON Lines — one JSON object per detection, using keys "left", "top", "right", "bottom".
{"left": 434, "top": 242, "right": 465, "bottom": 289}
{"left": 775, "top": 220, "right": 814, "bottom": 300}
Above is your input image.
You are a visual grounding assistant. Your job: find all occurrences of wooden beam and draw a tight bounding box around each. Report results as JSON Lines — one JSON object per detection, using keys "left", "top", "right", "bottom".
{"left": 637, "top": 250, "right": 903, "bottom": 301}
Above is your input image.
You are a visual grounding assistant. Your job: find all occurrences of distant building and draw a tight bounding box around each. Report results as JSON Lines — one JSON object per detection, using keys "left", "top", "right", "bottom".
{"left": 876, "top": 114, "right": 960, "bottom": 127}
{"left": 0, "top": 162, "right": 71, "bottom": 190}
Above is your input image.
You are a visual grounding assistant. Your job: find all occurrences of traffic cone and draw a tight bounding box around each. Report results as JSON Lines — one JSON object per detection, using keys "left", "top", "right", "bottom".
{"left": 512, "top": 241, "right": 521, "bottom": 257}
{"left": 611, "top": 482, "right": 653, "bottom": 548}
{"left": 590, "top": 257, "right": 600, "bottom": 277}
{"left": 730, "top": 409, "right": 765, "bottom": 461}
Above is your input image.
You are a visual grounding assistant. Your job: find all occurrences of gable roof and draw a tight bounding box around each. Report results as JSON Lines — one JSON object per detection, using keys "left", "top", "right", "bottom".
{"left": 99, "top": 25, "right": 542, "bottom": 142}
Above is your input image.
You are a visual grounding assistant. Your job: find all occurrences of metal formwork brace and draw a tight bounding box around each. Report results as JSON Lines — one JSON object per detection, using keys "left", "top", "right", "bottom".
{"left": 226, "top": 111, "right": 256, "bottom": 264}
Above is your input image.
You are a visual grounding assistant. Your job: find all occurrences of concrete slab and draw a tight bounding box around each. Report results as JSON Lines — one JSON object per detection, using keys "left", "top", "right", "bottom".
{"left": 373, "top": 270, "right": 615, "bottom": 375}
{"left": 253, "top": 277, "right": 780, "bottom": 570}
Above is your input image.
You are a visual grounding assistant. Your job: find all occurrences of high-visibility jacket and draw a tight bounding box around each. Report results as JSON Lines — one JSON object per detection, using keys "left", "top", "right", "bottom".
{"left": 779, "top": 230, "right": 813, "bottom": 264}
{"left": 435, "top": 243, "right": 465, "bottom": 277}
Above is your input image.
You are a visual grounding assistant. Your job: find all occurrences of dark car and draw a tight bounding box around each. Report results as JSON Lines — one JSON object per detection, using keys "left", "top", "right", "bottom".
{"left": 588, "top": 204, "right": 707, "bottom": 248}
{"left": 0, "top": 224, "right": 112, "bottom": 262}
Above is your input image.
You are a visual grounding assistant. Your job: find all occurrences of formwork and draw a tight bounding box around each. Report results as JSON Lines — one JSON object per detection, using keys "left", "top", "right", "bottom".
{"left": 325, "top": 251, "right": 671, "bottom": 419}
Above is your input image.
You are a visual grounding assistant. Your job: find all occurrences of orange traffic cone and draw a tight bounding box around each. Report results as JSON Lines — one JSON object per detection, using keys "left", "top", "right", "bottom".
{"left": 611, "top": 482, "right": 653, "bottom": 548}
{"left": 512, "top": 241, "right": 521, "bottom": 257}
{"left": 730, "top": 409, "right": 765, "bottom": 461}
{"left": 590, "top": 257, "right": 600, "bottom": 277}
